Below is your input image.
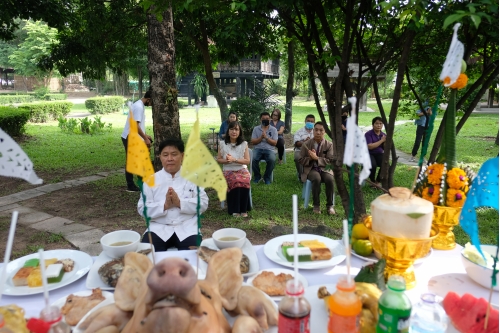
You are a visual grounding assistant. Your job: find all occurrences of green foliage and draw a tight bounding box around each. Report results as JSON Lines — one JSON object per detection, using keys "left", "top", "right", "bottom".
{"left": 44, "top": 93, "right": 67, "bottom": 101}
{"left": 0, "top": 106, "right": 30, "bottom": 136}
{"left": 58, "top": 115, "right": 112, "bottom": 135}
{"left": 191, "top": 74, "right": 209, "bottom": 99}
{"left": 0, "top": 95, "right": 34, "bottom": 104}
{"left": 178, "top": 100, "right": 187, "bottom": 108}
{"left": 34, "top": 86, "right": 50, "bottom": 99}
{"left": 85, "top": 97, "right": 124, "bottom": 114}
{"left": 19, "top": 101, "right": 73, "bottom": 123}
{"left": 229, "top": 97, "right": 265, "bottom": 137}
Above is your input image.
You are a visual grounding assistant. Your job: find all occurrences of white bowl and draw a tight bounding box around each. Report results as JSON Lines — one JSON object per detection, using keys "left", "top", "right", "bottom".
{"left": 212, "top": 228, "right": 246, "bottom": 249}
{"left": 100, "top": 230, "right": 140, "bottom": 258}
{"left": 461, "top": 244, "right": 499, "bottom": 291}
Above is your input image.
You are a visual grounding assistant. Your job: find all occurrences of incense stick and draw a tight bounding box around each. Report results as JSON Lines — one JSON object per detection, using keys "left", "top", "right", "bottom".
{"left": 292, "top": 195, "right": 299, "bottom": 289}
{"left": 0, "top": 211, "right": 18, "bottom": 303}
{"left": 342, "top": 219, "right": 352, "bottom": 284}
{"left": 38, "top": 249, "right": 50, "bottom": 307}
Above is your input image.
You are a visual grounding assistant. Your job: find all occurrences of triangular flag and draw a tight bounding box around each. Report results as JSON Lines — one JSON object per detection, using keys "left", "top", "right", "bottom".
{"left": 126, "top": 112, "right": 155, "bottom": 187}
{"left": 439, "top": 23, "right": 465, "bottom": 87}
{"left": 343, "top": 97, "right": 371, "bottom": 184}
{"left": 0, "top": 128, "right": 43, "bottom": 184}
{"left": 459, "top": 157, "right": 499, "bottom": 258}
{"left": 181, "top": 106, "right": 227, "bottom": 201}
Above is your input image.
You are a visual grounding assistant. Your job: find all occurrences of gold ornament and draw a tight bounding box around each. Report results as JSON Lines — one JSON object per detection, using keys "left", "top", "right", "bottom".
{"left": 432, "top": 205, "right": 461, "bottom": 250}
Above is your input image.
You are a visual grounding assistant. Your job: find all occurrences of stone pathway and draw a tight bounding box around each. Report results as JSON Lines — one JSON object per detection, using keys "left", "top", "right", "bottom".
{"left": 0, "top": 169, "right": 125, "bottom": 255}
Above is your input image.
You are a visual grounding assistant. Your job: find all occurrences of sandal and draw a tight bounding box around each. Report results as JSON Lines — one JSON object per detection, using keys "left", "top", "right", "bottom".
{"left": 241, "top": 213, "right": 248, "bottom": 218}
{"left": 232, "top": 213, "right": 241, "bottom": 217}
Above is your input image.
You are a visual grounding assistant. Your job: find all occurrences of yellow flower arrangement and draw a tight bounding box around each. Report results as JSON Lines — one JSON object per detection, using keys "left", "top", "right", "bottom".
{"left": 422, "top": 185, "right": 440, "bottom": 205}
{"left": 446, "top": 168, "right": 468, "bottom": 190}
{"left": 427, "top": 163, "right": 445, "bottom": 185}
{"left": 443, "top": 74, "right": 468, "bottom": 90}
{"left": 446, "top": 189, "right": 466, "bottom": 208}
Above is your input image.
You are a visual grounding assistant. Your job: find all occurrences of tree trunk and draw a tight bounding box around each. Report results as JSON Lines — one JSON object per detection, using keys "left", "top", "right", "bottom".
{"left": 380, "top": 29, "right": 416, "bottom": 189}
{"left": 284, "top": 36, "right": 295, "bottom": 134}
{"left": 147, "top": 7, "right": 181, "bottom": 171}
{"left": 495, "top": 131, "right": 499, "bottom": 146}
{"left": 138, "top": 66, "right": 143, "bottom": 98}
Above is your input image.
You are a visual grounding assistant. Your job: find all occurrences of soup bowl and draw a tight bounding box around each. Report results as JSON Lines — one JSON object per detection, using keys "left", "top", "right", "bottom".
{"left": 212, "top": 228, "right": 246, "bottom": 249}
{"left": 101, "top": 230, "right": 141, "bottom": 258}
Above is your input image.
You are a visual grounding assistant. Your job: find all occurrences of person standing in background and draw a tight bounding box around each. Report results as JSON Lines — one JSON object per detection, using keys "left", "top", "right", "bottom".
{"left": 121, "top": 91, "right": 152, "bottom": 192}
{"left": 410, "top": 106, "right": 432, "bottom": 162}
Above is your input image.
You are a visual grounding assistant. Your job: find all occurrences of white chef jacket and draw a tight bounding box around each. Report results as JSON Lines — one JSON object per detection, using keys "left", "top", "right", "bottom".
{"left": 137, "top": 168, "right": 209, "bottom": 242}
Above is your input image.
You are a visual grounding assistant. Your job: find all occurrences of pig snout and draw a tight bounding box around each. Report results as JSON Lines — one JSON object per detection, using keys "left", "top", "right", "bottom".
{"left": 147, "top": 257, "right": 201, "bottom": 306}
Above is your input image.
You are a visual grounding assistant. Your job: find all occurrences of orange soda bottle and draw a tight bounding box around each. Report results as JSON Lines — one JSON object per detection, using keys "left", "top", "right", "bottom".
{"left": 328, "top": 276, "right": 362, "bottom": 333}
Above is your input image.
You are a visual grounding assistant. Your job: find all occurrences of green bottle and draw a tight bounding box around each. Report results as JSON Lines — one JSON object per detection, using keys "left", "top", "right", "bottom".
{"left": 376, "top": 275, "right": 412, "bottom": 333}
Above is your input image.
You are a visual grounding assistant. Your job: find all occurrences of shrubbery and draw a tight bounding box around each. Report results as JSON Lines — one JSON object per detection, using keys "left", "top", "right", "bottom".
{"left": 0, "top": 95, "right": 35, "bottom": 104}
{"left": 44, "top": 94, "right": 67, "bottom": 101}
{"left": 58, "top": 115, "right": 112, "bottom": 135}
{"left": 229, "top": 97, "right": 265, "bottom": 139}
{"left": 178, "top": 100, "right": 187, "bottom": 108}
{"left": 18, "top": 101, "right": 73, "bottom": 123}
{"left": 85, "top": 96, "right": 124, "bottom": 114}
{"left": 0, "top": 106, "right": 31, "bottom": 136}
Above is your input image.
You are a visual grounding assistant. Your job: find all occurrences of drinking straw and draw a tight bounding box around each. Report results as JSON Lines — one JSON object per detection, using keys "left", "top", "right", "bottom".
{"left": 0, "top": 211, "right": 18, "bottom": 303}
{"left": 342, "top": 219, "right": 352, "bottom": 284}
{"left": 292, "top": 194, "right": 299, "bottom": 288}
{"left": 38, "top": 249, "right": 50, "bottom": 307}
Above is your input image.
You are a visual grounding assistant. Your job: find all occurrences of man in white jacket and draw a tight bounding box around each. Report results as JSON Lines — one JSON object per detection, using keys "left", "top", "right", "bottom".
{"left": 138, "top": 138, "right": 209, "bottom": 251}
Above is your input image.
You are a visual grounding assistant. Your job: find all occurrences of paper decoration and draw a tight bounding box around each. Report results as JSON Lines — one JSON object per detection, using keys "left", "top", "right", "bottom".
{"left": 459, "top": 157, "right": 499, "bottom": 258}
{"left": 439, "top": 23, "right": 464, "bottom": 87}
{"left": 126, "top": 112, "right": 155, "bottom": 186}
{"left": 181, "top": 106, "right": 227, "bottom": 201}
{"left": 0, "top": 128, "right": 43, "bottom": 184}
{"left": 343, "top": 97, "right": 371, "bottom": 184}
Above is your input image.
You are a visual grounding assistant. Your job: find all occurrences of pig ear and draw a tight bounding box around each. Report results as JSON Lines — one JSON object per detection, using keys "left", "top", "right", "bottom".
{"left": 206, "top": 248, "right": 243, "bottom": 311}
{"left": 115, "top": 252, "right": 154, "bottom": 311}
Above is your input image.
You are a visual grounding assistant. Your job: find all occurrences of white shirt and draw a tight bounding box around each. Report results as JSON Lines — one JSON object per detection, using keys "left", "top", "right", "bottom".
{"left": 121, "top": 99, "right": 146, "bottom": 139}
{"left": 293, "top": 126, "right": 314, "bottom": 150}
{"left": 220, "top": 141, "right": 248, "bottom": 172}
{"left": 137, "top": 168, "right": 209, "bottom": 242}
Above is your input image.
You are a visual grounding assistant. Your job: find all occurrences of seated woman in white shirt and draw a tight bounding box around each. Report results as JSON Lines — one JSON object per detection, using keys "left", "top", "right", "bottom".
{"left": 217, "top": 121, "right": 251, "bottom": 217}
{"left": 138, "top": 138, "right": 208, "bottom": 251}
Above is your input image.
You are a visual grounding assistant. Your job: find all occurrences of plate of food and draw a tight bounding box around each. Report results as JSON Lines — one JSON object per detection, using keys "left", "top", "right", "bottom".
{"left": 303, "top": 284, "right": 337, "bottom": 333}
{"left": 263, "top": 234, "right": 346, "bottom": 269}
{"left": 3, "top": 249, "right": 92, "bottom": 296}
{"left": 351, "top": 248, "right": 433, "bottom": 264}
{"left": 198, "top": 238, "right": 259, "bottom": 277}
{"left": 86, "top": 242, "right": 155, "bottom": 290}
{"left": 51, "top": 288, "right": 114, "bottom": 329}
{"left": 246, "top": 268, "right": 308, "bottom": 302}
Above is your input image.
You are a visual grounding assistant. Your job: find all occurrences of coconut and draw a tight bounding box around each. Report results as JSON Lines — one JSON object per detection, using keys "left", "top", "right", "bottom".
{"left": 371, "top": 187, "right": 434, "bottom": 239}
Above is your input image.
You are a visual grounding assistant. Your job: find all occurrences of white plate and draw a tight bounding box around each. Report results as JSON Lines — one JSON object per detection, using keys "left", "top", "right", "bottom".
{"left": 303, "top": 284, "right": 336, "bottom": 333}
{"left": 246, "top": 268, "right": 309, "bottom": 302}
{"left": 198, "top": 238, "right": 259, "bottom": 277}
{"left": 2, "top": 249, "right": 93, "bottom": 296}
{"left": 351, "top": 247, "right": 433, "bottom": 264}
{"left": 51, "top": 290, "right": 114, "bottom": 329}
{"left": 74, "top": 296, "right": 115, "bottom": 333}
{"left": 86, "top": 243, "right": 155, "bottom": 290}
{"left": 263, "top": 234, "right": 346, "bottom": 269}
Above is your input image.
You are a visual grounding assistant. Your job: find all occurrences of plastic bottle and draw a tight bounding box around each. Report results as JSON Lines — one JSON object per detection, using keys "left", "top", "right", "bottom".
{"left": 410, "top": 293, "right": 448, "bottom": 333}
{"left": 278, "top": 280, "right": 311, "bottom": 333}
{"left": 328, "top": 276, "right": 362, "bottom": 333}
{"left": 376, "top": 275, "right": 412, "bottom": 333}
{"left": 0, "top": 314, "right": 14, "bottom": 333}
{"left": 41, "top": 306, "right": 70, "bottom": 333}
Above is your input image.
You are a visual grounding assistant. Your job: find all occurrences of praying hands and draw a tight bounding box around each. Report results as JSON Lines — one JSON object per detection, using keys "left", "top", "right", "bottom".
{"left": 164, "top": 187, "right": 181, "bottom": 210}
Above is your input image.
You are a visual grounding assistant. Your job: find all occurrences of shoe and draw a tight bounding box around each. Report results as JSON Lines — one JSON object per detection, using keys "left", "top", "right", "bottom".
{"left": 409, "top": 156, "right": 416, "bottom": 162}
{"left": 278, "top": 159, "right": 283, "bottom": 165}
{"left": 232, "top": 213, "right": 241, "bottom": 217}
{"left": 126, "top": 185, "right": 140, "bottom": 192}
{"left": 253, "top": 177, "right": 261, "bottom": 184}
{"left": 327, "top": 207, "right": 336, "bottom": 215}
{"left": 241, "top": 213, "right": 248, "bottom": 218}
{"left": 313, "top": 206, "right": 321, "bottom": 214}
{"left": 265, "top": 180, "right": 271, "bottom": 185}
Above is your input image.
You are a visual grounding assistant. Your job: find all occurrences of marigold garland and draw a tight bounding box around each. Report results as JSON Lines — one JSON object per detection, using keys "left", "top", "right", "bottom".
{"left": 443, "top": 74, "right": 468, "bottom": 89}
{"left": 427, "top": 163, "right": 445, "bottom": 185}
{"left": 422, "top": 185, "right": 440, "bottom": 205}
{"left": 446, "top": 189, "right": 466, "bottom": 208}
{"left": 447, "top": 168, "right": 468, "bottom": 190}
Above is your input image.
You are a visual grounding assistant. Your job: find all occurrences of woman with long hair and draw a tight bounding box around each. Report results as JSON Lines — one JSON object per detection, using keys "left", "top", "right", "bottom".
{"left": 218, "top": 111, "right": 238, "bottom": 140}
{"left": 217, "top": 121, "right": 251, "bottom": 217}
{"left": 270, "top": 108, "right": 285, "bottom": 164}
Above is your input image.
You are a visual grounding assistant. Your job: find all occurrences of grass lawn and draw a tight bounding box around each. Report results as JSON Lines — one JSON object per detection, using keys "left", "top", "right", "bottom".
{"left": 8, "top": 100, "right": 499, "bottom": 247}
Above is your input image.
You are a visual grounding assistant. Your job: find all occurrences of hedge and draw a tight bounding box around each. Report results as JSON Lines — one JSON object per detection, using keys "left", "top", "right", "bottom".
{"left": 85, "top": 96, "right": 124, "bottom": 114}
{"left": 178, "top": 100, "right": 187, "bottom": 108}
{"left": 18, "top": 101, "right": 73, "bottom": 123}
{"left": 44, "top": 93, "right": 67, "bottom": 101}
{"left": 0, "top": 95, "right": 35, "bottom": 104}
{"left": 0, "top": 106, "right": 31, "bottom": 136}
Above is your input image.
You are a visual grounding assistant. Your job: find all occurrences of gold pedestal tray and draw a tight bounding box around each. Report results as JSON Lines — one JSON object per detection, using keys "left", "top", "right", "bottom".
{"left": 432, "top": 205, "right": 461, "bottom": 250}
{"left": 365, "top": 223, "right": 438, "bottom": 290}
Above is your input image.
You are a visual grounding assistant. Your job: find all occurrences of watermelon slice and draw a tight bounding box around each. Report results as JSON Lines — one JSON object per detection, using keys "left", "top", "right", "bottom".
{"left": 443, "top": 292, "right": 499, "bottom": 333}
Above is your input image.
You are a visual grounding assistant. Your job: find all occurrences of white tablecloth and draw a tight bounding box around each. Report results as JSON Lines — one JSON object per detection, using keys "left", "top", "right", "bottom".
{"left": 1, "top": 244, "right": 498, "bottom": 319}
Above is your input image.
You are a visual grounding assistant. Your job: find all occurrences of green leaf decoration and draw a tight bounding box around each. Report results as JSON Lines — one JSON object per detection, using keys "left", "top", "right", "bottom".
{"left": 407, "top": 213, "right": 426, "bottom": 219}
{"left": 355, "top": 258, "right": 387, "bottom": 291}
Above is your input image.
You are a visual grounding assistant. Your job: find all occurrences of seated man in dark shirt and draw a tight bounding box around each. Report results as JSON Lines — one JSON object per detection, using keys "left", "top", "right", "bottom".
{"left": 364, "top": 117, "right": 386, "bottom": 185}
